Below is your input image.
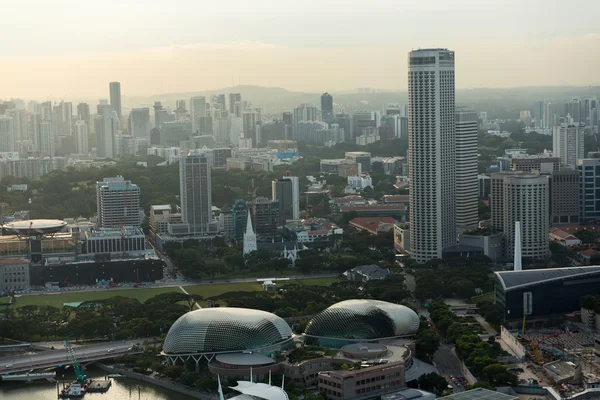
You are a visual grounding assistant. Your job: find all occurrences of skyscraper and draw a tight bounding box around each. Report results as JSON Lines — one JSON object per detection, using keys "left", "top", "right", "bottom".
{"left": 535, "top": 101, "right": 545, "bottom": 127}
{"left": 408, "top": 48, "right": 456, "bottom": 263}
{"left": 229, "top": 93, "right": 242, "bottom": 116}
{"left": 293, "top": 104, "right": 318, "bottom": 139}
{"left": 553, "top": 123, "right": 584, "bottom": 168}
{"left": 0, "top": 115, "right": 15, "bottom": 152}
{"left": 180, "top": 150, "right": 212, "bottom": 234}
{"left": 455, "top": 109, "right": 479, "bottom": 231}
{"left": 96, "top": 176, "right": 141, "bottom": 228}
{"left": 95, "top": 104, "right": 115, "bottom": 158}
{"left": 217, "top": 94, "right": 226, "bottom": 114}
{"left": 75, "top": 120, "right": 89, "bottom": 154}
{"left": 109, "top": 82, "right": 122, "bottom": 117}
{"left": 190, "top": 96, "right": 207, "bottom": 134}
{"left": 321, "top": 92, "right": 333, "bottom": 121}
{"left": 272, "top": 174, "right": 300, "bottom": 224}
{"left": 5, "top": 108, "right": 27, "bottom": 142}
{"left": 130, "top": 108, "right": 150, "bottom": 138}
{"left": 77, "top": 103, "right": 91, "bottom": 127}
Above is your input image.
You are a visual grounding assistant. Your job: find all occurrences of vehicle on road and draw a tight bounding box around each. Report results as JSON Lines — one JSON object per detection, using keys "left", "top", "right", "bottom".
{"left": 107, "top": 348, "right": 114, "bottom": 353}
{"left": 5, "top": 364, "right": 13, "bottom": 368}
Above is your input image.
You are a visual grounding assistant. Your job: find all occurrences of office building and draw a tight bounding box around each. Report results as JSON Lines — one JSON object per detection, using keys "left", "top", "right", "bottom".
{"left": 74, "top": 120, "right": 88, "bottom": 154}
{"left": 491, "top": 172, "right": 549, "bottom": 260}
{"left": 109, "top": 81, "right": 122, "bottom": 118}
{"left": 272, "top": 175, "right": 300, "bottom": 224}
{"left": 96, "top": 176, "right": 141, "bottom": 228}
{"left": 95, "top": 104, "right": 116, "bottom": 158}
{"left": 579, "top": 158, "right": 600, "bottom": 222}
{"left": 0, "top": 259, "right": 30, "bottom": 291}
{"left": 455, "top": 110, "right": 479, "bottom": 230}
{"left": 293, "top": 104, "right": 318, "bottom": 138}
{"left": 6, "top": 108, "right": 27, "bottom": 142}
{"left": 408, "top": 48, "right": 456, "bottom": 262}
{"left": 535, "top": 101, "right": 545, "bottom": 127}
{"left": 229, "top": 93, "right": 242, "bottom": 116}
{"left": 321, "top": 92, "right": 333, "bottom": 121}
{"left": 0, "top": 115, "right": 15, "bottom": 152}
{"left": 180, "top": 150, "right": 213, "bottom": 234}
{"left": 77, "top": 102, "right": 90, "bottom": 126}
{"left": 190, "top": 96, "right": 207, "bottom": 134}
{"left": 510, "top": 156, "right": 559, "bottom": 173}
{"left": 553, "top": 123, "right": 584, "bottom": 168}
{"left": 352, "top": 111, "right": 376, "bottom": 138}
{"left": 38, "top": 122, "right": 54, "bottom": 157}
{"left": 550, "top": 168, "right": 580, "bottom": 225}
{"left": 345, "top": 152, "right": 371, "bottom": 173}
{"left": 252, "top": 197, "right": 280, "bottom": 240}
{"left": 130, "top": 108, "right": 150, "bottom": 138}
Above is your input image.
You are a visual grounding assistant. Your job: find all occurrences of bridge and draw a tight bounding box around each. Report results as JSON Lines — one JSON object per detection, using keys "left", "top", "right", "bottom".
{"left": 0, "top": 340, "right": 145, "bottom": 375}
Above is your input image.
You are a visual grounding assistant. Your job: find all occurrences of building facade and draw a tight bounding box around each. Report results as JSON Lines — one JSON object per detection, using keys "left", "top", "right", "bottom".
{"left": 321, "top": 92, "right": 333, "bottom": 121}
{"left": 579, "top": 158, "right": 600, "bottom": 222}
{"left": 96, "top": 176, "right": 142, "bottom": 228}
{"left": 550, "top": 168, "right": 580, "bottom": 225}
{"left": 74, "top": 120, "right": 88, "bottom": 154}
{"left": 0, "top": 259, "right": 30, "bottom": 291}
{"left": 130, "top": 108, "right": 150, "bottom": 138}
{"left": 272, "top": 175, "right": 300, "bottom": 224}
{"left": 190, "top": 96, "right": 207, "bottom": 134}
{"left": 553, "top": 123, "right": 584, "bottom": 168}
{"left": 109, "top": 81, "right": 122, "bottom": 118}
{"left": 180, "top": 150, "right": 213, "bottom": 233}
{"left": 408, "top": 48, "right": 456, "bottom": 262}
{"left": 455, "top": 110, "right": 479, "bottom": 231}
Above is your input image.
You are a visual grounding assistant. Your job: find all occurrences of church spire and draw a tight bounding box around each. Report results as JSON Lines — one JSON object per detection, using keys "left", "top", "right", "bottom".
{"left": 243, "top": 211, "right": 258, "bottom": 256}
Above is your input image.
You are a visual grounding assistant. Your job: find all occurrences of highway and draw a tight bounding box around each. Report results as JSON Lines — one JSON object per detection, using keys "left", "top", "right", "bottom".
{"left": 0, "top": 339, "right": 148, "bottom": 375}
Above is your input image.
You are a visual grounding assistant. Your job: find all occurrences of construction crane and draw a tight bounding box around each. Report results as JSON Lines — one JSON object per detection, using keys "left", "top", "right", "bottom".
{"left": 64, "top": 336, "right": 87, "bottom": 383}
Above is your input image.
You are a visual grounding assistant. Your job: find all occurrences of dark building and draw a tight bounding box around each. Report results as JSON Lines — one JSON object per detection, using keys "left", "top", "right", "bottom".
{"left": 378, "top": 124, "right": 394, "bottom": 140}
{"left": 253, "top": 197, "right": 280, "bottom": 240}
{"left": 272, "top": 175, "right": 299, "bottom": 225}
{"left": 321, "top": 92, "right": 333, "bottom": 122}
{"left": 334, "top": 113, "right": 352, "bottom": 140}
{"left": 495, "top": 266, "right": 600, "bottom": 325}
{"left": 550, "top": 168, "right": 580, "bottom": 225}
{"left": 282, "top": 112, "right": 293, "bottom": 126}
{"left": 76, "top": 103, "right": 90, "bottom": 124}
{"left": 199, "top": 116, "right": 213, "bottom": 135}
{"left": 232, "top": 200, "right": 249, "bottom": 242}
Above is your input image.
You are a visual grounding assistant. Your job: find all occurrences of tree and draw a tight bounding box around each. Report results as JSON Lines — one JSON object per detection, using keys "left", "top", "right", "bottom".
{"left": 418, "top": 373, "right": 448, "bottom": 394}
{"left": 483, "top": 364, "right": 517, "bottom": 386}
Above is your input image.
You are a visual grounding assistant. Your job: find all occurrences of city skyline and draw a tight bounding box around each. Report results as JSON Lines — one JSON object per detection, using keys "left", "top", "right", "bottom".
{"left": 1, "top": 0, "right": 599, "bottom": 98}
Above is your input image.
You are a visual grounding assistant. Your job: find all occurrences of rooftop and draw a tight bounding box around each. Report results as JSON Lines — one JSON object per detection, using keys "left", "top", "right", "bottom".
{"left": 341, "top": 204, "right": 406, "bottom": 212}
{"left": 495, "top": 266, "right": 600, "bottom": 292}
{"left": 438, "top": 388, "right": 517, "bottom": 400}
{"left": 381, "top": 195, "right": 410, "bottom": 203}
{"left": 350, "top": 217, "right": 397, "bottom": 233}
{"left": 215, "top": 353, "right": 276, "bottom": 367}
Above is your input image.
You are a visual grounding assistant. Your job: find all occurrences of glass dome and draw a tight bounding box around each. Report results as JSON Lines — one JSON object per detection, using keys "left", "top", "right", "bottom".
{"left": 304, "top": 299, "right": 419, "bottom": 340}
{"left": 163, "top": 308, "right": 293, "bottom": 355}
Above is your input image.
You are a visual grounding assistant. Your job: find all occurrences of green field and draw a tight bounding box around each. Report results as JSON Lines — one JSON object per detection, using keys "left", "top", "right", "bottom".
{"left": 12, "top": 276, "right": 340, "bottom": 309}
{"left": 471, "top": 292, "right": 494, "bottom": 303}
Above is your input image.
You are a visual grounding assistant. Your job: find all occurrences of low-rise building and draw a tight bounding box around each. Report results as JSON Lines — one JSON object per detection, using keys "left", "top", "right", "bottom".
{"left": 549, "top": 227, "right": 582, "bottom": 246}
{"left": 0, "top": 259, "right": 30, "bottom": 291}
{"left": 6, "top": 184, "right": 27, "bottom": 192}
{"left": 343, "top": 265, "right": 392, "bottom": 282}
{"left": 394, "top": 224, "right": 410, "bottom": 254}
{"left": 318, "top": 361, "right": 405, "bottom": 400}
{"left": 580, "top": 248, "right": 600, "bottom": 264}
{"left": 349, "top": 217, "right": 397, "bottom": 235}
{"left": 458, "top": 229, "right": 504, "bottom": 264}
{"left": 340, "top": 203, "right": 406, "bottom": 220}
{"left": 347, "top": 174, "right": 373, "bottom": 190}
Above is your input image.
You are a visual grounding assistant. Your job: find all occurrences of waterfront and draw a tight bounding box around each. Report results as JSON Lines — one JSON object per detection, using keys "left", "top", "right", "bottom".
{"left": 0, "top": 369, "right": 194, "bottom": 400}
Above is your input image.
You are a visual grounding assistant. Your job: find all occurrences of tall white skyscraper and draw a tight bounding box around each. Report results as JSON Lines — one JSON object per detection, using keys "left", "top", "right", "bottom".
{"left": 408, "top": 48, "right": 456, "bottom": 263}
{"left": 109, "top": 82, "right": 122, "bottom": 118}
{"left": 95, "top": 104, "right": 115, "bottom": 158}
{"left": 180, "top": 150, "right": 212, "bottom": 234}
{"left": 75, "top": 120, "right": 89, "bottom": 154}
{"left": 553, "top": 123, "right": 584, "bottom": 168}
{"left": 130, "top": 108, "right": 150, "bottom": 137}
{"left": 6, "top": 108, "right": 27, "bottom": 142}
{"left": 39, "top": 121, "right": 54, "bottom": 157}
{"left": 96, "top": 176, "right": 141, "bottom": 228}
{"left": 190, "top": 96, "right": 207, "bottom": 134}
{"left": 455, "top": 110, "right": 479, "bottom": 231}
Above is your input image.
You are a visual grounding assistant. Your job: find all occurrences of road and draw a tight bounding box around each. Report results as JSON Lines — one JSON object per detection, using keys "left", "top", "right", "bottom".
{"left": 0, "top": 339, "right": 149, "bottom": 374}
{"left": 433, "top": 344, "right": 466, "bottom": 392}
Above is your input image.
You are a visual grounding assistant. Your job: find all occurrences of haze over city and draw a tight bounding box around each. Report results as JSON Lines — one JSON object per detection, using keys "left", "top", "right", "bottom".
{"left": 2, "top": 0, "right": 600, "bottom": 98}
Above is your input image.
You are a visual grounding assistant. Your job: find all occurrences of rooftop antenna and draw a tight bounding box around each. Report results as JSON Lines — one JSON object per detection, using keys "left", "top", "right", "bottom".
{"left": 514, "top": 221, "right": 522, "bottom": 271}
{"left": 217, "top": 376, "right": 225, "bottom": 400}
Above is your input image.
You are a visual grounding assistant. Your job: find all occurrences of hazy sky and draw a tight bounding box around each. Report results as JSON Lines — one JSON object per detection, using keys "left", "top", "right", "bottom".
{"left": 1, "top": 0, "right": 599, "bottom": 98}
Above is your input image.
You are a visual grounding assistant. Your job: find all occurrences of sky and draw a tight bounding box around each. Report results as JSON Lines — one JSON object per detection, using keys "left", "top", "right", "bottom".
{"left": 1, "top": 0, "right": 599, "bottom": 98}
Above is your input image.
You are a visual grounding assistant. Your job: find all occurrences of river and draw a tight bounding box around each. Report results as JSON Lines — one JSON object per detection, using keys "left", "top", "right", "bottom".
{"left": 0, "top": 368, "right": 194, "bottom": 400}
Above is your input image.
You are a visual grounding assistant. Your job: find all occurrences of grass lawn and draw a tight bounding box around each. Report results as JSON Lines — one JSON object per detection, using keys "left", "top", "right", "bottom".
{"left": 13, "top": 276, "right": 342, "bottom": 309}
{"left": 13, "top": 287, "right": 182, "bottom": 308}
{"left": 0, "top": 297, "right": 11, "bottom": 304}
{"left": 471, "top": 292, "right": 494, "bottom": 303}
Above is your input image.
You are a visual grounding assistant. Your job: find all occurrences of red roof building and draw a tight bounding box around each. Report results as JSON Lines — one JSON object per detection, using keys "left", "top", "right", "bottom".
{"left": 349, "top": 217, "right": 398, "bottom": 235}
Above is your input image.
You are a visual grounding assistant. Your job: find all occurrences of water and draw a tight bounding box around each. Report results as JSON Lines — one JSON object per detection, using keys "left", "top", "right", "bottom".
{"left": 0, "top": 369, "right": 195, "bottom": 400}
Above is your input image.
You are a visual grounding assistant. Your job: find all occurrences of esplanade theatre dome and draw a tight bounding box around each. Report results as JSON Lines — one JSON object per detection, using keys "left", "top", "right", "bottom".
{"left": 163, "top": 308, "right": 293, "bottom": 356}
{"left": 304, "top": 299, "right": 419, "bottom": 346}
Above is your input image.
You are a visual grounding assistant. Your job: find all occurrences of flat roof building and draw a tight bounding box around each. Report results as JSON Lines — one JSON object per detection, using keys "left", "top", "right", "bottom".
{"left": 96, "top": 176, "right": 141, "bottom": 229}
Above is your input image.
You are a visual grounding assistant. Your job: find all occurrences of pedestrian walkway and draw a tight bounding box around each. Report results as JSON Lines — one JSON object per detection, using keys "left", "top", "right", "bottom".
{"left": 179, "top": 286, "right": 201, "bottom": 309}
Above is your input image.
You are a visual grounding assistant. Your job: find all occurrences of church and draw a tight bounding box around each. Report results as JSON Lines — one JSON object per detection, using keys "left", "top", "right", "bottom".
{"left": 243, "top": 213, "right": 306, "bottom": 265}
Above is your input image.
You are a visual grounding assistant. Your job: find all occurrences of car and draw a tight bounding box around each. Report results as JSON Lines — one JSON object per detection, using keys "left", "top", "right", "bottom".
{"left": 5, "top": 364, "right": 13, "bottom": 368}
{"left": 107, "top": 348, "right": 114, "bottom": 353}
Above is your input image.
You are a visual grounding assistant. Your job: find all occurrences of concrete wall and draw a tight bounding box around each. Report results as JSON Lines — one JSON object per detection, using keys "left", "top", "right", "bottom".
{"left": 500, "top": 326, "right": 526, "bottom": 359}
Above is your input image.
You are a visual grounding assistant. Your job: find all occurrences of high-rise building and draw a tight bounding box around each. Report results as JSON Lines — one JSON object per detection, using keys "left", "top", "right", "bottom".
{"left": 272, "top": 175, "right": 300, "bottom": 225}
{"left": 109, "top": 82, "right": 122, "bottom": 117}
{"left": 321, "top": 92, "right": 333, "bottom": 121}
{"left": 408, "top": 48, "right": 456, "bottom": 263}
{"left": 75, "top": 120, "right": 89, "bottom": 154}
{"left": 6, "top": 108, "right": 27, "bottom": 142}
{"left": 455, "top": 110, "right": 479, "bottom": 231}
{"left": 174, "top": 100, "right": 187, "bottom": 120}
{"left": 493, "top": 173, "right": 549, "bottom": 260}
{"left": 77, "top": 103, "right": 90, "bottom": 124}
{"left": 95, "top": 104, "right": 115, "bottom": 158}
{"left": 217, "top": 94, "right": 226, "bottom": 114}
{"left": 510, "top": 156, "right": 560, "bottom": 173}
{"left": 190, "top": 96, "right": 206, "bottom": 134}
{"left": 40, "top": 101, "right": 53, "bottom": 122}
{"left": 180, "top": 150, "right": 212, "bottom": 234}
{"left": 252, "top": 197, "right": 280, "bottom": 240}
{"left": 553, "top": 123, "right": 584, "bottom": 168}
{"left": 38, "top": 121, "right": 54, "bottom": 157}
{"left": 550, "top": 168, "right": 580, "bottom": 225}
{"left": 293, "top": 104, "right": 318, "bottom": 138}
{"left": 0, "top": 115, "right": 15, "bottom": 152}
{"left": 578, "top": 159, "right": 600, "bottom": 222}
{"left": 96, "top": 176, "right": 141, "bottom": 228}
{"left": 229, "top": 93, "right": 242, "bottom": 116}
{"left": 535, "top": 101, "right": 545, "bottom": 127}
{"left": 130, "top": 108, "right": 150, "bottom": 138}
